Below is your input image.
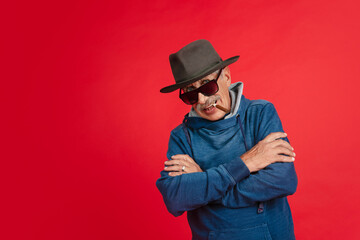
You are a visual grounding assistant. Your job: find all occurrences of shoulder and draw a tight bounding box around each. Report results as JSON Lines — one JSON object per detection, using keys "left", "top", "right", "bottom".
{"left": 248, "top": 99, "right": 273, "bottom": 108}
{"left": 170, "top": 124, "right": 185, "bottom": 137}
{"left": 240, "top": 97, "right": 279, "bottom": 126}
{"left": 169, "top": 123, "right": 188, "bottom": 143}
{"left": 243, "top": 97, "right": 276, "bottom": 115}
{"left": 242, "top": 97, "right": 284, "bottom": 142}
{"left": 167, "top": 122, "right": 194, "bottom": 157}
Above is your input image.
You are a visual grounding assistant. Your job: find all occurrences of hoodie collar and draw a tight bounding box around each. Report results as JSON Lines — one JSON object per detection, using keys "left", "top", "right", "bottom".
{"left": 184, "top": 82, "right": 249, "bottom": 130}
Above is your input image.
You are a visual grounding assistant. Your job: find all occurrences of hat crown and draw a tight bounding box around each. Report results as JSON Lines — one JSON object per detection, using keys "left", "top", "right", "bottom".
{"left": 170, "top": 40, "right": 221, "bottom": 83}
{"left": 160, "top": 39, "right": 239, "bottom": 93}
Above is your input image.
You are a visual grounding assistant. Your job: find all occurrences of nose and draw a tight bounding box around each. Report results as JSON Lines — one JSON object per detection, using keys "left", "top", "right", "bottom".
{"left": 197, "top": 92, "right": 207, "bottom": 105}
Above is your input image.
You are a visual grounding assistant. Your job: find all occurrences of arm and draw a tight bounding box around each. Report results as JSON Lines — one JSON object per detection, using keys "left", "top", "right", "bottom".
{"left": 220, "top": 103, "right": 298, "bottom": 208}
{"left": 156, "top": 129, "right": 250, "bottom": 217}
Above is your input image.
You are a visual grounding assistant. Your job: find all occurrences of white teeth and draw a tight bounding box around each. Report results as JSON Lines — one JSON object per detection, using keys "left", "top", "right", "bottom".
{"left": 204, "top": 105, "right": 214, "bottom": 111}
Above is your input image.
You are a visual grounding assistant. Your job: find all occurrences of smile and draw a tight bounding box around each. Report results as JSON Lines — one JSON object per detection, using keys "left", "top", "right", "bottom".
{"left": 203, "top": 100, "right": 217, "bottom": 113}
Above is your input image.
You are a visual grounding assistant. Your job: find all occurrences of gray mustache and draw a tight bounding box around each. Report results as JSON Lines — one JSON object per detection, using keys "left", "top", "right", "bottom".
{"left": 196, "top": 95, "right": 221, "bottom": 111}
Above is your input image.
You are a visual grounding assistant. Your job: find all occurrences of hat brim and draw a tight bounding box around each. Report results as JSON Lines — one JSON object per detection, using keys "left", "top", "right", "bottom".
{"left": 160, "top": 56, "right": 239, "bottom": 93}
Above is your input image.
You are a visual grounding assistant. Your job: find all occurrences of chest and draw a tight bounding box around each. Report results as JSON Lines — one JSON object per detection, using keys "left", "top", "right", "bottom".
{"left": 189, "top": 124, "right": 251, "bottom": 171}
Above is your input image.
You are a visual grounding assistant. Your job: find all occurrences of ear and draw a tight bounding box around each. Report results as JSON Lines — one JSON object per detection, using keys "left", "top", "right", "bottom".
{"left": 223, "top": 66, "right": 231, "bottom": 87}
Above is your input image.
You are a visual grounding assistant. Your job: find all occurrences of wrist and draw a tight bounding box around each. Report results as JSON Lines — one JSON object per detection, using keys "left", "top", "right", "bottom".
{"left": 241, "top": 154, "right": 254, "bottom": 173}
{"left": 244, "top": 161, "right": 255, "bottom": 173}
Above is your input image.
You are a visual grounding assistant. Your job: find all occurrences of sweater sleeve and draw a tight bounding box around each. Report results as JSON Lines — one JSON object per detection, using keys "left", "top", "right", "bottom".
{"left": 156, "top": 128, "right": 250, "bottom": 217}
{"left": 220, "top": 103, "right": 298, "bottom": 208}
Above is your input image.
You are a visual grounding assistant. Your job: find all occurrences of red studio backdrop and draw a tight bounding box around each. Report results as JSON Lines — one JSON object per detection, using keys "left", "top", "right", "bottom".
{"left": 1, "top": 0, "right": 360, "bottom": 239}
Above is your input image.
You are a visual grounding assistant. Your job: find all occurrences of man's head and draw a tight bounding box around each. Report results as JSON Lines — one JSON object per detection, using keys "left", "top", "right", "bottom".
{"left": 181, "top": 66, "right": 232, "bottom": 121}
{"left": 160, "top": 40, "right": 239, "bottom": 121}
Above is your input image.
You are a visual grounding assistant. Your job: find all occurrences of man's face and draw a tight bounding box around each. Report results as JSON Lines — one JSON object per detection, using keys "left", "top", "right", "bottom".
{"left": 182, "top": 67, "right": 232, "bottom": 121}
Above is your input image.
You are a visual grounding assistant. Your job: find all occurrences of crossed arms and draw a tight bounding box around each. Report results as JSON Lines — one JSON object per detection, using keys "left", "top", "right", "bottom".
{"left": 156, "top": 103, "right": 298, "bottom": 216}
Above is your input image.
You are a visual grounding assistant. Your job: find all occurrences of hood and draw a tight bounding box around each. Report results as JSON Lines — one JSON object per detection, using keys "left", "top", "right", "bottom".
{"left": 184, "top": 82, "right": 250, "bottom": 130}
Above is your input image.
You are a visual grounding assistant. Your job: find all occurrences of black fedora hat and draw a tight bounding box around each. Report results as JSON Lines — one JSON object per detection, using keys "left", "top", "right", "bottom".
{"left": 160, "top": 39, "right": 239, "bottom": 93}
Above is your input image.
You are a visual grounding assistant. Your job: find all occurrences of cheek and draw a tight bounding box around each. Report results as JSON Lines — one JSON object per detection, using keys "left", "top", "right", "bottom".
{"left": 217, "top": 81, "right": 229, "bottom": 94}
{"left": 217, "top": 88, "right": 231, "bottom": 108}
{"left": 218, "top": 88, "right": 229, "bottom": 101}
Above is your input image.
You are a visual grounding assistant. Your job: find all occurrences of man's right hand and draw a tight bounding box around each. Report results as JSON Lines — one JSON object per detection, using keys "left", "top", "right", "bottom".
{"left": 241, "top": 132, "right": 295, "bottom": 173}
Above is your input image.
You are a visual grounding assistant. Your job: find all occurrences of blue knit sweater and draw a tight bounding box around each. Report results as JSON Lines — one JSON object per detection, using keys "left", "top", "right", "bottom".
{"left": 156, "top": 91, "right": 297, "bottom": 240}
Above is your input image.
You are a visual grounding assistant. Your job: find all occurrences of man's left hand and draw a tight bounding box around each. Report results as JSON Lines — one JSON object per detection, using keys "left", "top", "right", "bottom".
{"left": 164, "top": 154, "right": 203, "bottom": 177}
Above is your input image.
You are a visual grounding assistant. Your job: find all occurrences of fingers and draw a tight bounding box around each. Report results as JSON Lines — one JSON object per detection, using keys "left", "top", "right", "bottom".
{"left": 171, "top": 154, "right": 195, "bottom": 163}
{"left": 270, "top": 139, "right": 294, "bottom": 151}
{"left": 263, "top": 132, "right": 287, "bottom": 143}
{"left": 275, "top": 147, "right": 296, "bottom": 157}
{"left": 165, "top": 162, "right": 187, "bottom": 177}
{"left": 274, "top": 155, "right": 295, "bottom": 163}
{"left": 171, "top": 154, "right": 189, "bottom": 160}
{"left": 168, "top": 171, "right": 183, "bottom": 177}
{"left": 164, "top": 164, "right": 185, "bottom": 172}
{"left": 165, "top": 159, "right": 187, "bottom": 166}
{"left": 165, "top": 155, "right": 201, "bottom": 176}
{"left": 164, "top": 158, "right": 188, "bottom": 173}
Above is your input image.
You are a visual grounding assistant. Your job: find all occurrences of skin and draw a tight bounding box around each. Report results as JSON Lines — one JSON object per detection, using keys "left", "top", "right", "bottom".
{"left": 183, "top": 66, "right": 232, "bottom": 122}
{"left": 164, "top": 68, "right": 295, "bottom": 176}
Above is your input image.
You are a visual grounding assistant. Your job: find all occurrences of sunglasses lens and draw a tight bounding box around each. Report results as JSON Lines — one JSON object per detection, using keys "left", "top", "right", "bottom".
{"left": 180, "top": 80, "right": 219, "bottom": 105}
{"left": 199, "top": 80, "right": 218, "bottom": 96}
{"left": 180, "top": 91, "right": 198, "bottom": 105}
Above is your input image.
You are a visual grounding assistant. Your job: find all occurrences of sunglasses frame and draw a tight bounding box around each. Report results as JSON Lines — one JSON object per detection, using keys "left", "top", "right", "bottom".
{"left": 179, "top": 68, "right": 223, "bottom": 105}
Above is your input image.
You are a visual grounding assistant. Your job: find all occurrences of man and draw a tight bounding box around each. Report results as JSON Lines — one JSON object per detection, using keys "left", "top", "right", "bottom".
{"left": 156, "top": 39, "right": 297, "bottom": 240}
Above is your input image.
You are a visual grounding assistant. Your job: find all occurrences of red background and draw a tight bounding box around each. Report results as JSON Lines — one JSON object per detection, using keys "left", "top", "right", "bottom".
{"left": 1, "top": 0, "right": 360, "bottom": 239}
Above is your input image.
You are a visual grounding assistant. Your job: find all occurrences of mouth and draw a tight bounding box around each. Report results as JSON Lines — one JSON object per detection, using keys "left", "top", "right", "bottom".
{"left": 203, "top": 100, "right": 217, "bottom": 112}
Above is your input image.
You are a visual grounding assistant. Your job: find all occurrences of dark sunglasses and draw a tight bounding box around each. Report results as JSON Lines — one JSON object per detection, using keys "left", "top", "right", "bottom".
{"left": 179, "top": 68, "right": 223, "bottom": 105}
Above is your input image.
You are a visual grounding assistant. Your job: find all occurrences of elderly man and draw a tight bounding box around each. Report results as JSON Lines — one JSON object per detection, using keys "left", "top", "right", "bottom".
{"left": 156, "top": 40, "right": 297, "bottom": 240}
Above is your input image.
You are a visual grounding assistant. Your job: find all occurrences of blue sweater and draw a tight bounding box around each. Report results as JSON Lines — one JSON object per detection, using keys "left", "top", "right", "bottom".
{"left": 156, "top": 94, "right": 298, "bottom": 240}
